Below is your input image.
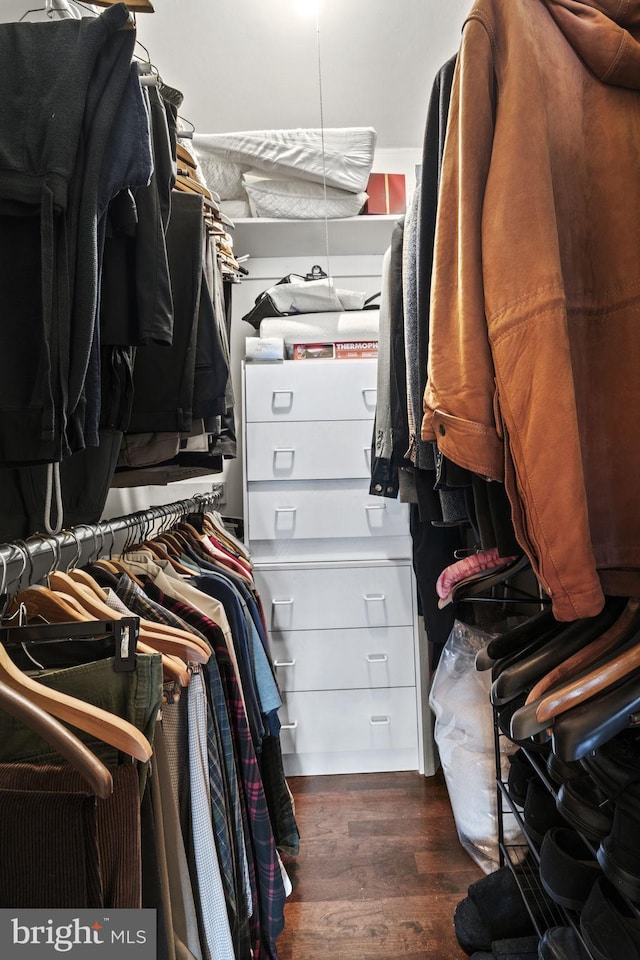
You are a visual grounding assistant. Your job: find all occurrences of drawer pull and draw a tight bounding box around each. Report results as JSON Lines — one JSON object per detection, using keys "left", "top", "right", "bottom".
{"left": 369, "top": 715, "right": 391, "bottom": 726}
{"left": 366, "top": 654, "right": 389, "bottom": 663}
{"left": 362, "top": 388, "right": 377, "bottom": 399}
{"left": 274, "top": 659, "right": 296, "bottom": 668}
{"left": 274, "top": 447, "right": 295, "bottom": 455}
{"left": 274, "top": 506, "right": 297, "bottom": 514}
{"left": 365, "top": 503, "right": 387, "bottom": 511}
{"left": 364, "top": 594, "right": 386, "bottom": 602}
{"left": 272, "top": 390, "right": 294, "bottom": 401}
{"left": 281, "top": 721, "right": 298, "bottom": 730}
{"left": 272, "top": 598, "right": 294, "bottom": 606}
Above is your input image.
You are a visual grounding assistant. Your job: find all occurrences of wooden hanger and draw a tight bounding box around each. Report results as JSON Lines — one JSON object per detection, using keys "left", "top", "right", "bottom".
{"left": 0, "top": 638, "right": 151, "bottom": 762}
{"left": 536, "top": 615, "right": 640, "bottom": 725}
{"left": 203, "top": 512, "right": 251, "bottom": 561}
{"left": 93, "top": 557, "right": 144, "bottom": 586}
{"left": 142, "top": 539, "right": 197, "bottom": 577}
{"left": 67, "top": 566, "right": 110, "bottom": 598}
{"left": 48, "top": 572, "right": 209, "bottom": 667}
{"left": 14, "top": 584, "right": 190, "bottom": 688}
{"left": 0, "top": 679, "right": 113, "bottom": 798}
{"left": 154, "top": 532, "right": 193, "bottom": 562}
{"left": 68, "top": 563, "right": 207, "bottom": 654}
{"left": 526, "top": 598, "right": 640, "bottom": 703}
{"left": 176, "top": 143, "right": 197, "bottom": 170}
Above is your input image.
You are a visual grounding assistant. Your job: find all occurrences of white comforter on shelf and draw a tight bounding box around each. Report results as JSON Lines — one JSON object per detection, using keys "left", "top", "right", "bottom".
{"left": 193, "top": 127, "right": 377, "bottom": 194}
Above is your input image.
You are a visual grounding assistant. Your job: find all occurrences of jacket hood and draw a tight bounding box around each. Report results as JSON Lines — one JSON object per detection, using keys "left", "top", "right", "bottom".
{"left": 542, "top": 0, "right": 640, "bottom": 88}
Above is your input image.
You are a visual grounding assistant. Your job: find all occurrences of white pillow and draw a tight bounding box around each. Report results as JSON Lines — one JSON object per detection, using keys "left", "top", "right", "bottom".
{"left": 219, "top": 199, "right": 252, "bottom": 219}
{"left": 244, "top": 176, "right": 367, "bottom": 220}
{"left": 192, "top": 145, "right": 248, "bottom": 200}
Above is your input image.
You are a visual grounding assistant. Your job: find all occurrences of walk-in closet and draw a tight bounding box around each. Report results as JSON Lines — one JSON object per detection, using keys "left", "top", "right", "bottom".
{"left": 0, "top": 2, "right": 638, "bottom": 959}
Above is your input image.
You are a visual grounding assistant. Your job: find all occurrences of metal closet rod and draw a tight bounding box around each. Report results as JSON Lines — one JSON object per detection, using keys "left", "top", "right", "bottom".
{"left": 0, "top": 484, "right": 223, "bottom": 597}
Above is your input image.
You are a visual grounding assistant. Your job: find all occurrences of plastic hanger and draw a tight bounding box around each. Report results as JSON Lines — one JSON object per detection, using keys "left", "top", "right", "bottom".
{"left": 508, "top": 610, "right": 640, "bottom": 740}
{"left": 490, "top": 596, "right": 627, "bottom": 706}
{"left": 445, "top": 554, "right": 542, "bottom": 607}
{"left": 0, "top": 679, "right": 113, "bottom": 797}
{"left": 476, "top": 608, "right": 559, "bottom": 671}
{"left": 551, "top": 671, "right": 640, "bottom": 761}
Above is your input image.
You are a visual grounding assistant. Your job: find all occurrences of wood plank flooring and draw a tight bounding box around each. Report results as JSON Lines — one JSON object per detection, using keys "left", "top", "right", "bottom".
{"left": 277, "top": 769, "right": 484, "bottom": 960}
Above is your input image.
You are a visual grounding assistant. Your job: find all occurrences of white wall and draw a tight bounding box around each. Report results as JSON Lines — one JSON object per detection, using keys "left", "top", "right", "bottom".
{"left": 135, "top": 0, "right": 469, "bottom": 149}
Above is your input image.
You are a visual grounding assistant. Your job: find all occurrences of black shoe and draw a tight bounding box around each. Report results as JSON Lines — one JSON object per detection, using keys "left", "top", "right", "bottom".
{"left": 597, "top": 784, "right": 640, "bottom": 903}
{"left": 581, "top": 728, "right": 640, "bottom": 798}
{"left": 539, "top": 827, "right": 600, "bottom": 910}
{"left": 454, "top": 866, "right": 536, "bottom": 955}
{"left": 556, "top": 774, "right": 614, "bottom": 842}
{"left": 508, "top": 749, "right": 537, "bottom": 807}
{"left": 523, "top": 780, "right": 566, "bottom": 846}
{"left": 546, "top": 751, "right": 583, "bottom": 786}
{"left": 580, "top": 878, "right": 640, "bottom": 960}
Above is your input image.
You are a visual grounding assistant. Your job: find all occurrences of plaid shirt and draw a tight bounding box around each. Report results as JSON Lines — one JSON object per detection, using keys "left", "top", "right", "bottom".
{"left": 145, "top": 584, "right": 285, "bottom": 960}
{"left": 115, "top": 575, "right": 247, "bottom": 954}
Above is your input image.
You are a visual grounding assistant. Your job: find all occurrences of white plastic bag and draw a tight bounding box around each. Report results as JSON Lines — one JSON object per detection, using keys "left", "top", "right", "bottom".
{"left": 429, "top": 619, "right": 525, "bottom": 873}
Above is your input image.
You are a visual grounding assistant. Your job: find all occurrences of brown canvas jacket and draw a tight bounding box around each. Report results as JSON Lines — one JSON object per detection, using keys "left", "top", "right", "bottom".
{"left": 422, "top": 0, "right": 640, "bottom": 621}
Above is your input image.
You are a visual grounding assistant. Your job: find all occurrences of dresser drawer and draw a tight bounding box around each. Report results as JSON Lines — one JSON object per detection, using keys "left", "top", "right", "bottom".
{"left": 245, "top": 420, "right": 372, "bottom": 481}
{"left": 279, "top": 688, "right": 419, "bottom": 775}
{"left": 245, "top": 358, "right": 377, "bottom": 422}
{"left": 271, "top": 626, "right": 416, "bottom": 691}
{"left": 254, "top": 562, "right": 414, "bottom": 631}
{"left": 247, "top": 481, "right": 409, "bottom": 542}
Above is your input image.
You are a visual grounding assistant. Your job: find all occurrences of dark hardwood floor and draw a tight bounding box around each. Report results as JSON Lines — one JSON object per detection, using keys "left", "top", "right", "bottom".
{"left": 278, "top": 769, "right": 484, "bottom": 960}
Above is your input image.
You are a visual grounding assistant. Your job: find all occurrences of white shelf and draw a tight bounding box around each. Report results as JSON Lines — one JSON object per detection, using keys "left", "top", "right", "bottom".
{"left": 233, "top": 215, "right": 399, "bottom": 258}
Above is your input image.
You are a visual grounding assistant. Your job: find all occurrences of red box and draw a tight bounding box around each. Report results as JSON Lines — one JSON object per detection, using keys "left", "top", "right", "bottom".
{"left": 365, "top": 173, "right": 406, "bottom": 215}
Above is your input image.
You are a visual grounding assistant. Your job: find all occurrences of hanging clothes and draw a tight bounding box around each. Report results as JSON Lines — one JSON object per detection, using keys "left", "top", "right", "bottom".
{"left": 423, "top": 0, "right": 640, "bottom": 620}
{"left": 0, "top": 498, "right": 297, "bottom": 959}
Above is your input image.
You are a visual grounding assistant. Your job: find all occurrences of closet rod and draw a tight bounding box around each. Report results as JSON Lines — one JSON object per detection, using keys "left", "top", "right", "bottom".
{"left": 0, "top": 483, "right": 223, "bottom": 597}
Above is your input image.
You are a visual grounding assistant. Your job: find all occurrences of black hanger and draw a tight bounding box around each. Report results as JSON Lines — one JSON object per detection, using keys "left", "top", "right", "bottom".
{"left": 447, "top": 554, "right": 542, "bottom": 606}
{"left": 0, "top": 617, "right": 139, "bottom": 673}
{"left": 476, "top": 608, "right": 560, "bottom": 671}
{"left": 491, "top": 596, "right": 628, "bottom": 706}
{"left": 552, "top": 672, "right": 640, "bottom": 762}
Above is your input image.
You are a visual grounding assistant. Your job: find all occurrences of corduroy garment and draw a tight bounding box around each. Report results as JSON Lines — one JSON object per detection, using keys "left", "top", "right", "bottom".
{"left": 0, "top": 762, "right": 141, "bottom": 908}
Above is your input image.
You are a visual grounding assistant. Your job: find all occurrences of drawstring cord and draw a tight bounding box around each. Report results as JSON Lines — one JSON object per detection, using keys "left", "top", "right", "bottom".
{"left": 43, "top": 462, "right": 63, "bottom": 535}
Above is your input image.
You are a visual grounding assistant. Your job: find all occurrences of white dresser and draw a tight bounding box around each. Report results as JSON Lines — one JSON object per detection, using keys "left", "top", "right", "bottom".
{"left": 243, "top": 357, "right": 435, "bottom": 776}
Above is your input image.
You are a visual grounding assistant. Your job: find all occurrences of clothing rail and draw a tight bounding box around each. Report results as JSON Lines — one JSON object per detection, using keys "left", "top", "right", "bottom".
{"left": 0, "top": 484, "right": 223, "bottom": 599}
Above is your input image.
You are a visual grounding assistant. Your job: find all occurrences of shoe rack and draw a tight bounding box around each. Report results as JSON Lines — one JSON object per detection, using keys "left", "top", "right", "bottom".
{"left": 493, "top": 712, "right": 640, "bottom": 959}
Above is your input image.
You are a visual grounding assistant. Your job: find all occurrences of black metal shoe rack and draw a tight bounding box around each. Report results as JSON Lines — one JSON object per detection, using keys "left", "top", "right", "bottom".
{"left": 493, "top": 710, "right": 640, "bottom": 959}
